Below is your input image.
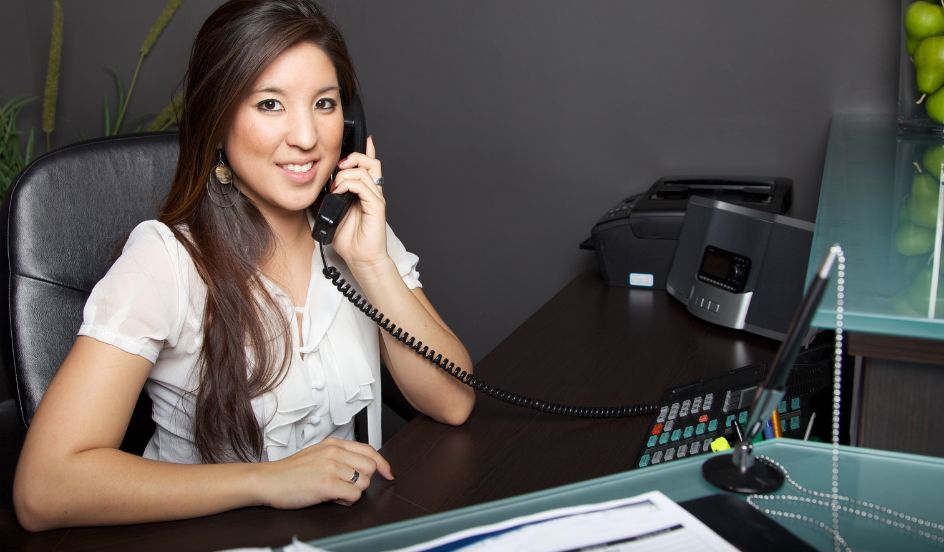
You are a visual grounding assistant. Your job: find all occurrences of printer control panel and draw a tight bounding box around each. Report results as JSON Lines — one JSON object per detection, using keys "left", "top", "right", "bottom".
{"left": 597, "top": 195, "right": 640, "bottom": 224}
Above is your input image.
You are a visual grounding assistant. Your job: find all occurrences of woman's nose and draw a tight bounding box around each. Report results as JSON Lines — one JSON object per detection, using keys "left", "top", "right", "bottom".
{"left": 286, "top": 111, "right": 317, "bottom": 150}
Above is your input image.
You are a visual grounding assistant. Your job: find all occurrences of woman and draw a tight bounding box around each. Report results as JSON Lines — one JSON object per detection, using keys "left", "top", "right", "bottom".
{"left": 14, "top": 0, "right": 474, "bottom": 531}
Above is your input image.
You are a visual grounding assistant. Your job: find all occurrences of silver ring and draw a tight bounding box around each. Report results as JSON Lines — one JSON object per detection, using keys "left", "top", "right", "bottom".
{"left": 373, "top": 176, "right": 384, "bottom": 186}
{"left": 350, "top": 469, "right": 360, "bottom": 484}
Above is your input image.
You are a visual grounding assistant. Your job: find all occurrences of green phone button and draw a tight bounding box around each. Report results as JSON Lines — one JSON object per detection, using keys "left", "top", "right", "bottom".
{"left": 695, "top": 423, "right": 706, "bottom": 435}
{"left": 639, "top": 454, "right": 651, "bottom": 468}
{"left": 671, "top": 429, "right": 682, "bottom": 442}
{"left": 659, "top": 432, "right": 670, "bottom": 445}
{"left": 683, "top": 426, "right": 694, "bottom": 439}
{"left": 708, "top": 419, "right": 718, "bottom": 432}
{"left": 647, "top": 435, "right": 658, "bottom": 448}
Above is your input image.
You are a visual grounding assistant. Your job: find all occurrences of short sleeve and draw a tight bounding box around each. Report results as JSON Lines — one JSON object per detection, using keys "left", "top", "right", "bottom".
{"left": 78, "top": 221, "right": 188, "bottom": 363}
{"left": 385, "top": 224, "right": 422, "bottom": 289}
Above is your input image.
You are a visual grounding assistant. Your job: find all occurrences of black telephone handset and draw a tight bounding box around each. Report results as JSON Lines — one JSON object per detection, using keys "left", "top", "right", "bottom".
{"left": 316, "top": 97, "right": 656, "bottom": 419}
{"left": 313, "top": 95, "right": 368, "bottom": 246}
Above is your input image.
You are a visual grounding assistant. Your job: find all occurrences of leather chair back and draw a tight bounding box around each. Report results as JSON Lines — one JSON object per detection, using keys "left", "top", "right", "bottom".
{"left": 0, "top": 132, "right": 177, "bottom": 450}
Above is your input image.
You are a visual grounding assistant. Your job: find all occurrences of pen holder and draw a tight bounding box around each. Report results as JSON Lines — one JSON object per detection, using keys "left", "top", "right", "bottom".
{"left": 702, "top": 442, "right": 785, "bottom": 494}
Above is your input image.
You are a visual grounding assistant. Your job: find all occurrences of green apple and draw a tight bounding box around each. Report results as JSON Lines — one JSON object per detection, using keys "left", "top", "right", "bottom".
{"left": 906, "top": 266, "right": 944, "bottom": 315}
{"left": 912, "top": 171, "right": 939, "bottom": 196}
{"left": 905, "top": 1, "right": 944, "bottom": 40}
{"left": 927, "top": 86, "right": 944, "bottom": 123}
{"left": 921, "top": 144, "right": 944, "bottom": 177}
{"left": 914, "top": 36, "right": 944, "bottom": 94}
{"left": 896, "top": 222, "right": 935, "bottom": 255}
{"left": 908, "top": 172, "right": 941, "bottom": 227}
{"left": 904, "top": 253, "right": 927, "bottom": 278}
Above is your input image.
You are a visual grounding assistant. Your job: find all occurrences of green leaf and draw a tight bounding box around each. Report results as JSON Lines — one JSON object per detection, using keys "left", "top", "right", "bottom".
{"left": 147, "top": 89, "right": 184, "bottom": 131}
{"left": 105, "top": 68, "right": 127, "bottom": 134}
{"left": 103, "top": 96, "right": 111, "bottom": 136}
{"left": 140, "top": 0, "right": 182, "bottom": 56}
{"left": 25, "top": 128, "right": 34, "bottom": 165}
{"left": 0, "top": 95, "right": 35, "bottom": 193}
{"left": 0, "top": 163, "right": 14, "bottom": 183}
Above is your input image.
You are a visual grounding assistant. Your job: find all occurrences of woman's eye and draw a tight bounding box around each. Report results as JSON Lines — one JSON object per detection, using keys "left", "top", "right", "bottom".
{"left": 257, "top": 99, "right": 283, "bottom": 111}
{"left": 315, "top": 98, "right": 338, "bottom": 111}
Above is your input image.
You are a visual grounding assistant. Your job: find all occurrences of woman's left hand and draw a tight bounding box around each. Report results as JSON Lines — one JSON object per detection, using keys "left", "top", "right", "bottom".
{"left": 330, "top": 136, "right": 388, "bottom": 270}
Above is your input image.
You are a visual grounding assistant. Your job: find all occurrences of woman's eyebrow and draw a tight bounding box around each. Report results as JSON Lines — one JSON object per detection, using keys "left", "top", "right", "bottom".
{"left": 251, "top": 84, "right": 340, "bottom": 95}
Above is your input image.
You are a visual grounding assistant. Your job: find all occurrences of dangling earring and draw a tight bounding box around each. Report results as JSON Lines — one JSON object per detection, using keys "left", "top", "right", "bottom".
{"left": 213, "top": 150, "right": 233, "bottom": 185}
{"left": 206, "top": 149, "right": 239, "bottom": 208}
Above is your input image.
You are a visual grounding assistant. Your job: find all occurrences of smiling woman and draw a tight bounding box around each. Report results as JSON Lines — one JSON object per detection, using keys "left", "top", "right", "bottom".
{"left": 12, "top": 0, "right": 474, "bottom": 531}
{"left": 225, "top": 43, "right": 345, "bottom": 220}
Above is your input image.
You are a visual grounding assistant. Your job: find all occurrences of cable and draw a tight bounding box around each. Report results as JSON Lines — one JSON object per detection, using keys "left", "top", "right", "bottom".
{"left": 318, "top": 243, "right": 658, "bottom": 419}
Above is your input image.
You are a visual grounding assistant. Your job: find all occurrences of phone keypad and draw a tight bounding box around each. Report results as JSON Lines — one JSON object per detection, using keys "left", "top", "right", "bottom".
{"left": 633, "top": 359, "right": 831, "bottom": 470}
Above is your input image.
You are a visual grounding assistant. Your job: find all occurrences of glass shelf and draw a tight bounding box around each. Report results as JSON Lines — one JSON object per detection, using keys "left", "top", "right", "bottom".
{"left": 809, "top": 114, "right": 944, "bottom": 341}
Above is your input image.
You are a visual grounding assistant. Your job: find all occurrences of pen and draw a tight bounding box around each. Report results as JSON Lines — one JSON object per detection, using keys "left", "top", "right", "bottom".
{"left": 803, "top": 412, "right": 816, "bottom": 441}
{"left": 762, "top": 419, "right": 775, "bottom": 440}
{"left": 770, "top": 409, "right": 783, "bottom": 438}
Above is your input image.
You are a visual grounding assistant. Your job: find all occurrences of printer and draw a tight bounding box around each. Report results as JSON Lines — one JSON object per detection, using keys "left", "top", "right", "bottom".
{"left": 585, "top": 176, "right": 792, "bottom": 289}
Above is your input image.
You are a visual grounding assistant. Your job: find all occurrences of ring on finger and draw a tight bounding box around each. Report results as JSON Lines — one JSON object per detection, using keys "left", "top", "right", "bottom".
{"left": 350, "top": 469, "right": 360, "bottom": 484}
{"left": 373, "top": 176, "right": 384, "bottom": 186}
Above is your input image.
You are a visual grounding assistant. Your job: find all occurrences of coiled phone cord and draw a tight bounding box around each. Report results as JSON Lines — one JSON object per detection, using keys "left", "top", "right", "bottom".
{"left": 319, "top": 244, "right": 658, "bottom": 419}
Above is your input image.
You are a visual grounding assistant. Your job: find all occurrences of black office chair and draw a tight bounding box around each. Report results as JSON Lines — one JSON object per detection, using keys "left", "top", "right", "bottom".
{"left": 0, "top": 132, "right": 415, "bottom": 452}
{"left": 0, "top": 132, "right": 179, "bottom": 454}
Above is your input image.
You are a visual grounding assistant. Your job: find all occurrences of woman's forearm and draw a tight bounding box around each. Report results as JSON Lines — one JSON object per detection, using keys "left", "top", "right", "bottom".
{"left": 350, "top": 257, "right": 475, "bottom": 425}
{"left": 14, "top": 447, "right": 263, "bottom": 531}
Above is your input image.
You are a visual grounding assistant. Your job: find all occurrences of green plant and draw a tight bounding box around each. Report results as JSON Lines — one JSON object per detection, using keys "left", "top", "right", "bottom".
{"left": 0, "top": 97, "right": 36, "bottom": 200}
{"left": 42, "top": 0, "right": 63, "bottom": 151}
{"left": 105, "top": 0, "right": 183, "bottom": 135}
{"left": 0, "top": 0, "right": 185, "bottom": 194}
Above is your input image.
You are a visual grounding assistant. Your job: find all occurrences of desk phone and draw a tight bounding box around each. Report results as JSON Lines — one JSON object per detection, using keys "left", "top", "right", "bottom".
{"left": 634, "top": 336, "right": 833, "bottom": 469}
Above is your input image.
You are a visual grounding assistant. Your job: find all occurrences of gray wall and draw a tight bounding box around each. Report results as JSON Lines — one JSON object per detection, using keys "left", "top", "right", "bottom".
{"left": 1, "top": 1, "right": 899, "bottom": 364}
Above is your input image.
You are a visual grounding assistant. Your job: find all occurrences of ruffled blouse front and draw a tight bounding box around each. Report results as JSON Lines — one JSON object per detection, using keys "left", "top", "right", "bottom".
{"left": 79, "top": 220, "right": 421, "bottom": 463}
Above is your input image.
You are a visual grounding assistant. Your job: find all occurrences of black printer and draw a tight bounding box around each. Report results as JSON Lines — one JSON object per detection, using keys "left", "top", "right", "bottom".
{"left": 584, "top": 176, "right": 792, "bottom": 289}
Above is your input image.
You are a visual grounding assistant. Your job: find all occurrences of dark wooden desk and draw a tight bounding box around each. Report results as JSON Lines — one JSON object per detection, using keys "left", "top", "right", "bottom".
{"left": 0, "top": 270, "right": 778, "bottom": 551}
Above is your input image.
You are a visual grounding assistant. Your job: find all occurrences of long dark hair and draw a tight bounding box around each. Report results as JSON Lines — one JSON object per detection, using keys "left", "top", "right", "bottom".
{"left": 160, "top": 0, "right": 359, "bottom": 463}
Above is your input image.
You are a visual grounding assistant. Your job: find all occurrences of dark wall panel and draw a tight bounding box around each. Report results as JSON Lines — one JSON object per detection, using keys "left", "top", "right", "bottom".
{"left": 1, "top": 1, "right": 899, "bottom": 362}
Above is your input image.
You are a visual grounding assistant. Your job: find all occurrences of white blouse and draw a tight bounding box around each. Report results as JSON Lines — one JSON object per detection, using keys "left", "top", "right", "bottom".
{"left": 78, "top": 219, "right": 421, "bottom": 462}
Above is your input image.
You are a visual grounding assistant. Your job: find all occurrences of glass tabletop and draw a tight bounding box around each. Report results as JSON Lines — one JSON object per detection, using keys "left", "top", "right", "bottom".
{"left": 808, "top": 114, "right": 944, "bottom": 340}
{"left": 311, "top": 439, "right": 944, "bottom": 551}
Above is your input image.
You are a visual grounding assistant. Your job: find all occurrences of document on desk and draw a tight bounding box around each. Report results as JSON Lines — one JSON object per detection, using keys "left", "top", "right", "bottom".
{"left": 390, "top": 490, "right": 736, "bottom": 552}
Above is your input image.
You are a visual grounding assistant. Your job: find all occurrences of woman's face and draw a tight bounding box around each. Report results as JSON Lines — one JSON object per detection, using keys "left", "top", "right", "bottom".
{"left": 224, "top": 41, "right": 345, "bottom": 221}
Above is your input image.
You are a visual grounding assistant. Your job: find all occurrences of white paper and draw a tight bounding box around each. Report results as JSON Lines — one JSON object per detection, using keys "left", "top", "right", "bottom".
{"left": 216, "top": 536, "right": 327, "bottom": 552}
{"left": 389, "top": 491, "right": 737, "bottom": 552}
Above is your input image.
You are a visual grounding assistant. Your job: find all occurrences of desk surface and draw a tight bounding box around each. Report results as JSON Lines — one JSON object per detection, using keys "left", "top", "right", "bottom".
{"left": 313, "top": 439, "right": 944, "bottom": 552}
{"left": 0, "top": 270, "right": 782, "bottom": 550}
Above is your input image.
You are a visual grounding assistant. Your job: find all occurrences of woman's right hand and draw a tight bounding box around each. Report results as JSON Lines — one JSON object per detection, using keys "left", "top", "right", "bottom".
{"left": 257, "top": 437, "right": 395, "bottom": 509}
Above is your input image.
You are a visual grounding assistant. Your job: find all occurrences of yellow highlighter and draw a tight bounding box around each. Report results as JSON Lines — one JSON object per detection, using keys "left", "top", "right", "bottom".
{"left": 710, "top": 436, "right": 731, "bottom": 452}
